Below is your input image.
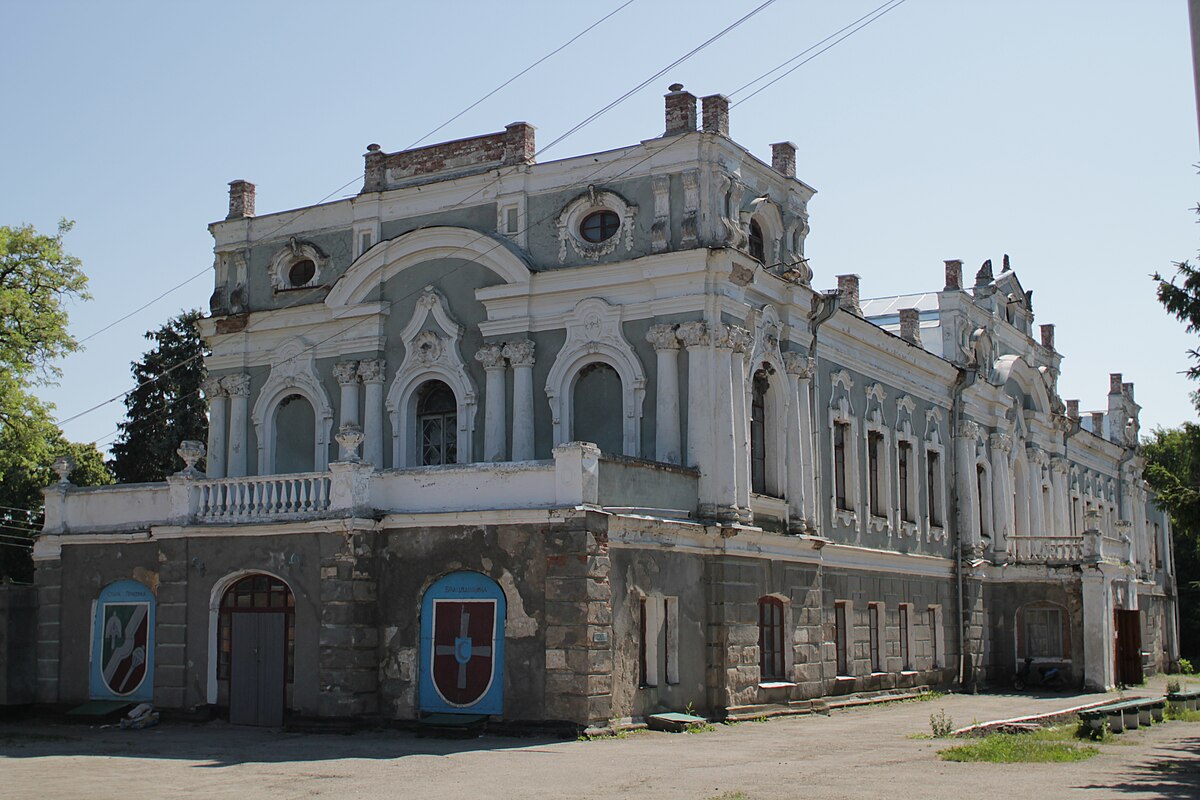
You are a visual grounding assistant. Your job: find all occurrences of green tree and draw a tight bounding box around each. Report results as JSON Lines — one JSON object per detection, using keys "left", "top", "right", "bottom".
{"left": 0, "top": 220, "right": 109, "bottom": 582}
{"left": 1142, "top": 425, "right": 1200, "bottom": 660}
{"left": 108, "top": 310, "right": 208, "bottom": 483}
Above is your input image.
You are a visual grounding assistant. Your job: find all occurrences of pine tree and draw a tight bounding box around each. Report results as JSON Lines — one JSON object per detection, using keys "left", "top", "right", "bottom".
{"left": 109, "top": 310, "right": 209, "bottom": 483}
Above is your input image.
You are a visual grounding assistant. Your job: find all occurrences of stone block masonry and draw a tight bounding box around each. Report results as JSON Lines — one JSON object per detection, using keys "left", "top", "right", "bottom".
{"left": 362, "top": 123, "right": 536, "bottom": 192}
{"left": 318, "top": 531, "right": 379, "bottom": 718}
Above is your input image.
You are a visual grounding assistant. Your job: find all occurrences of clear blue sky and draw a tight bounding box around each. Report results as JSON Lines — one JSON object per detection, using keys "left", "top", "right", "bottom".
{"left": 2, "top": 0, "right": 1197, "bottom": 449}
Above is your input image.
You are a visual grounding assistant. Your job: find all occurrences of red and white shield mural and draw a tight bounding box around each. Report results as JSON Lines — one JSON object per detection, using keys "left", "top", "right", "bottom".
{"left": 430, "top": 599, "right": 496, "bottom": 707}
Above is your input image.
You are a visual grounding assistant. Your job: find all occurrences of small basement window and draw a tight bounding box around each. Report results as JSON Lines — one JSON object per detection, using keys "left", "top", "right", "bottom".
{"left": 580, "top": 209, "right": 620, "bottom": 243}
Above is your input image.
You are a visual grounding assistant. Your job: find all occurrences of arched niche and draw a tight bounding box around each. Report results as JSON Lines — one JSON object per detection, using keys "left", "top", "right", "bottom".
{"left": 252, "top": 341, "right": 335, "bottom": 475}
{"left": 325, "top": 226, "right": 533, "bottom": 309}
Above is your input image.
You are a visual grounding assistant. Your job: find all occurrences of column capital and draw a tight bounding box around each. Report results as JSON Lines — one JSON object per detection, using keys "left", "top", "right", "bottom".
{"left": 221, "top": 373, "right": 251, "bottom": 397}
{"left": 333, "top": 360, "right": 361, "bottom": 385}
{"left": 728, "top": 326, "right": 752, "bottom": 354}
{"left": 782, "top": 352, "right": 815, "bottom": 379}
{"left": 955, "top": 420, "right": 979, "bottom": 440}
{"left": 989, "top": 432, "right": 1012, "bottom": 453}
{"left": 357, "top": 358, "right": 387, "bottom": 384}
{"left": 1052, "top": 455, "right": 1070, "bottom": 474}
{"left": 475, "top": 343, "right": 506, "bottom": 370}
{"left": 201, "top": 375, "right": 226, "bottom": 400}
{"left": 502, "top": 339, "right": 536, "bottom": 367}
{"left": 646, "top": 323, "right": 680, "bottom": 351}
{"left": 675, "top": 321, "right": 709, "bottom": 349}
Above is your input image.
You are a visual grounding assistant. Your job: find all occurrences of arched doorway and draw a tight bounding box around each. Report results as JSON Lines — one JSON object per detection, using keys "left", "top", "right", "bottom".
{"left": 419, "top": 571, "right": 506, "bottom": 715}
{"left": 218, "top": 573, "right": 295, "bottom": 726}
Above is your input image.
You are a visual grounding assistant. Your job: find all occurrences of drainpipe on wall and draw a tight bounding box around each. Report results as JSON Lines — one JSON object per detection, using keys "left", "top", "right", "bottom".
{"left": 806, "top": 290, "right": 840, "bottom": 532}
{"left": 950, "top": 365, "right": 977, "bottom": 690}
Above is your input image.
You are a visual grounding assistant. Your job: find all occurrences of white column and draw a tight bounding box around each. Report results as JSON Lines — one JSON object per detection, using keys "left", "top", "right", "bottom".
{"left": 1081, "top": 570, "right": 1115, "bottom": 691}
{"left": 730, "top": 326, "right": 752, "bottom": 521}
{"left": 711, "top": 325, "right": 739, "bottom": 522}
{"left": 223, "top": 373, "right": 251, "bottom": 478}
{"left": 358, "top": 359, "right": 386, "bottom": 468}
{"left": 503, "top": 340, "right": 535, "bottom": 461}
{"left": 334, "top": 360, "right": 361, "bottom": 429}
{"left": 1027, "top": 448, "right": 1046, "bottom": 536}
{"left": 476, "top": 344, "right": 508, "bottom": 462}
{"left": 677, "top": 322, "right": 713, "bottom": 513}
{"left": 202, "top": 376, "right": 227, "bottom": 479}
{"left": 1050, "top": 457, "right": 1069, "bottom": 537}
{"left": 646, "top": 324, "right": 682, "bottom": 465}
{"left": 989, "top": 433, "right": 1012, "bottom": 554}
{"left": 955, "top": 420, "right": 980, "bottom": 554}
{"left": 783, "top": 353, "right": 816, "bottom": 532}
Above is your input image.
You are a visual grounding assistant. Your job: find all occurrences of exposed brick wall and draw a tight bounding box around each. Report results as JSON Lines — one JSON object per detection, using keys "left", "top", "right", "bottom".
{"left": 362, "top": 123, "right": 536, "bottom": 193}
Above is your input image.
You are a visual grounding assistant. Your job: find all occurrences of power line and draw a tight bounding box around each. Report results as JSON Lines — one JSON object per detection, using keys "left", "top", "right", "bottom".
{"left": 59, "top": 3, "right": 637, "bottom": 355}
{"left": 732, "top": 0, "right": 911, "bottom": 109}
{"left": 66, "top": 0, "right": 905, "bottom": 454}
{"left": 61, "top": 1, "right": 780, "bottom": 437}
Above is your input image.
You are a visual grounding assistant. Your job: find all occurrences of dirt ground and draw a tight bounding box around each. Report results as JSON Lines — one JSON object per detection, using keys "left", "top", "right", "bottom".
{"left": 3, "top": 680, "right": 1200, "bottom": 800}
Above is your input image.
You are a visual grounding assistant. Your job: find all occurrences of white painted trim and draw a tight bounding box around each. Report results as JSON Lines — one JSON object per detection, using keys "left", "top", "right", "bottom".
{"left": 544, "top": 297, "right": 645, "bottom": 456}
{"left": 327, "top": 226, "right": 532, "bottom": 310}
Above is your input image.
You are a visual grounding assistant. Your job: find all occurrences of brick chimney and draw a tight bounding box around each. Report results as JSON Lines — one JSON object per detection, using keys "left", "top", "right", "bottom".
{"left": 1040, "top": 324, "right": 1055, "bottom": 350}
{"left": 944, "top": 259, "right": 963, "bottom": 291}
{"left": 502, "top": 122, "right": 536, "bottom": 165}
{"left": 1066, "top": 399, "right": 1080, "bottom": 419}
{"left": 361, "top": 144, "right": 386, "bottom": 193}
{"left": 771, "top": 142, "right": 796, "bottom": 178}
{"left": 1123, "top": 381, "right": 1134, "bottom": 401}
{"left": 1090, "top": 411, "right": 1105, "bottom": 434}
{"left": 227, "top": 180, "right": 256, "bottom": 219}
{"left": 836, "top": 274, "right": 861, "bottom": 316}
{"left": 702, "top": 94, "right": 729, "bottom": 137}
{"left": 899, "top": 308, "right": 922, "bottom": 345}
{"left": 1109, "top": 373, "right": 1123, "bottom": 395}
{"left": 665, "top": 84, "right": 697, "bottom": 136}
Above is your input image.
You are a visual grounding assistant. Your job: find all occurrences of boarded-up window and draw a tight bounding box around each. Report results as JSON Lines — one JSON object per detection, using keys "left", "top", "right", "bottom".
{"left": 1024, "top": 607, "right": 1064, "bottom": 659}
{"left": 899, "top": 605, "right": 911, "bottom": 670}
{"left": 898, "top": 442, "right": 913, "bottom": 522}
{"left": 751, "top": 371, "right": 769, "bottom": 495}
{"left": 869, "top": 602, "right": 883, "bottom": 672}
{"left": 572, "top": 362, "right": 623, "bottom": 454}
{"left": 927, "top": 451, "right": 941, "bottom": 527}
{"left": 868, "top": 432, "right": 884, "bottom": 518}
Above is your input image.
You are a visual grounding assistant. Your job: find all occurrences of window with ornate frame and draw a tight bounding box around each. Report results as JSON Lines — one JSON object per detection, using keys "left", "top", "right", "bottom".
{"left": 416, "top": 380, "right": 457, "bottom": 466}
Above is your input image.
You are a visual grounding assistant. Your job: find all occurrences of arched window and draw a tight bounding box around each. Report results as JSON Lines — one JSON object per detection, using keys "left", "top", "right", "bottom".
{"left": 417, "top": 380, "right": 458, "bottom": 466}
{"left": 572, "top": 362, "right": 623, "bottom": 454}
{"left": 751, "top": 370, "right": 769, "bottom": 494}
{"left": 748, "top": 219, "right": 765, "bottom": 263}
{"left": 759, "top": 596, "right": 786, "bottom": 681}
{"left": 274, "top": 393, "right": 316, "bottom": 473}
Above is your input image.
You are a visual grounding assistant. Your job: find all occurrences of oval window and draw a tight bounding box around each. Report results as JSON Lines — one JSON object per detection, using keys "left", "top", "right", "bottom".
{"left": 580, "top": 210, "right": 620, "bottom": 243}
{"left": 288, "top": 259, "right": 316, "bottom": 287}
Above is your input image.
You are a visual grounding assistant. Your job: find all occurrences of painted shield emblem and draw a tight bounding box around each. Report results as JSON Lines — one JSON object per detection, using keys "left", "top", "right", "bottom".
{"left": 431, "top": 599, "right": 496, "bottom": 707}
{"left": 101, "top": 602, "right": 150, "bottom": 696}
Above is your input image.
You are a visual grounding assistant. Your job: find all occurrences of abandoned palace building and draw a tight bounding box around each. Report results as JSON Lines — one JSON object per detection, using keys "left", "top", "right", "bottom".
{"left": 30, "top": 87, "right": 1179, "bottom": 728}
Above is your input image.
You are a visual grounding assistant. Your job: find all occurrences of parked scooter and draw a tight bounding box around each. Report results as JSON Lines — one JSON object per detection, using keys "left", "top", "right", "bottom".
{"left": 1013, "top": 657, "right": 1065, "bottom": 691}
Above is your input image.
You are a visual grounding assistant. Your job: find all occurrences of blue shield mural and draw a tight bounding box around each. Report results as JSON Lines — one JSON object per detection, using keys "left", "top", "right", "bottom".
{"left": 90, "top": 580, "right": 155, "bottom": 702}
{"left": 419, "top": 571, "right": 506, "bottom": 715}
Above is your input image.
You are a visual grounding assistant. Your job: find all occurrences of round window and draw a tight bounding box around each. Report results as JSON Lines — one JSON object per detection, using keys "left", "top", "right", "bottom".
{"left": 580, "top": 210, "right": 620, "bottom": 243}
{"left": 288, "top": 259, "right": 316, "bottom": 287}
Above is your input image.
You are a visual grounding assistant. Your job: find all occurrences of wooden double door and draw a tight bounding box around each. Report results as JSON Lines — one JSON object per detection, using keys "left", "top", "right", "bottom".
{"left": 229, "top": 611, "right": 287, "bottom": 727}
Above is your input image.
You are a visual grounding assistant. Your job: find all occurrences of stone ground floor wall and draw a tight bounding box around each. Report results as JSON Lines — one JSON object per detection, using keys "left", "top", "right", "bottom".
{"left": 607, "top": 538, "right": 960, "bottom": 721}
{"left": 1140, "top": 592, "right": 1174, "bottom": 677}
{"left": 980, "top": 578, "right": 1084, "bottom": 689}
{"left": 0, "top": 584, "right": 36, "bottom": 705}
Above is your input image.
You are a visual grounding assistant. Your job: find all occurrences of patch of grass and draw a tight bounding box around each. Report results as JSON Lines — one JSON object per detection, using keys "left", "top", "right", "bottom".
{"left": 685, "top": 721, "right": 717, "bottom": 734}
{"left": 929, "top": 708, "right": 954, "bottom": 737}
{"left": 913, "top": 690, "right": 945, "bottom": 702}
{"left": 938, "top": 730, "right": 1099, "bottom": 763}
{"left": 1165, "top": 705, "right": 1200, "bottom": 722}
{"left": 576, "top": 727, "right": 648, "bottom": 741}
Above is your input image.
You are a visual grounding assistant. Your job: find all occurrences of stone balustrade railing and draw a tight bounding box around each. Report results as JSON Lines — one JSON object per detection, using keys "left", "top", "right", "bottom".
{"left": 1007, "top": 535, "right": 1084, "bottom": 564}
{"left": 39, "top": 442, "right": 700, "bottom": 537}
{"left": 196, "top": 473, "right": 332, "bottom": 522}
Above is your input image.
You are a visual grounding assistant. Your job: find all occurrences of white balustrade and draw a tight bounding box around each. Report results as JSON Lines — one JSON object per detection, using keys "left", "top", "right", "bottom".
{"left": 1007, "top": 535, "right": 1083, "bottom": 564}
{"left": 196, "top": 473, "right": 331, "bottom": 521}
